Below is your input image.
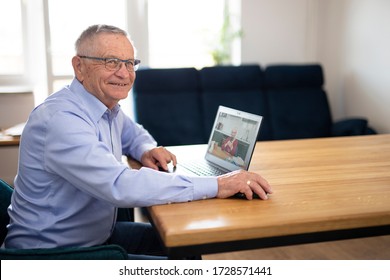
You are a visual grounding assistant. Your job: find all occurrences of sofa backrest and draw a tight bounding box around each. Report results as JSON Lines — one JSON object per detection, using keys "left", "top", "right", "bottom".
{"left": 132, "top": 64, "right": 353, "bottom": 146}
{"left": 199, "top": 65, "right": 272, "bottom": 141}
{"left": 265, "top": 64, "right": 333, "bottom": 140}
{"left": 133, "top": 67, "right": 206, "bottom": 146}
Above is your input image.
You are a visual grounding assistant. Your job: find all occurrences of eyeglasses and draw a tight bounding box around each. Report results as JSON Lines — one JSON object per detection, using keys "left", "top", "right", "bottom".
{"left": 78, "top": 55, "right": 141, "bottom": 72}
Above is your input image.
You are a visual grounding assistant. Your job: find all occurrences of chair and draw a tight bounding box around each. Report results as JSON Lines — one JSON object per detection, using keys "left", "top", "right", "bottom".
{"left": 0, "top": 178, "right": 127, "bottom": 260}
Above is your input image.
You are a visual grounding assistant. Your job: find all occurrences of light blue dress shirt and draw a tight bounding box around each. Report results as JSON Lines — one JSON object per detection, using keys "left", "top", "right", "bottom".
{"left": 4, "top": 79, "right": 217, "bottom": 249}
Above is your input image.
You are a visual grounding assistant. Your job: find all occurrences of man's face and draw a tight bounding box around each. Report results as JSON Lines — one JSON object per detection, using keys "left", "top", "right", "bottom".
{"left": 73, "top": 33, "right": 136, "bottom": 109}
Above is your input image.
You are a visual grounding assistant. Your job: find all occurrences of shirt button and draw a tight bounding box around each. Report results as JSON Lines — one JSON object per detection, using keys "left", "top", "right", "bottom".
{"left": 202, "top": 195, "right": 208, "bottom": 200}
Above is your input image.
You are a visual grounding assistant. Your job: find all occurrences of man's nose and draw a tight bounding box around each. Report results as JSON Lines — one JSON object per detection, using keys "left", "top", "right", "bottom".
{"left": 115, "top": 62, "right": 130, "bottom": 77}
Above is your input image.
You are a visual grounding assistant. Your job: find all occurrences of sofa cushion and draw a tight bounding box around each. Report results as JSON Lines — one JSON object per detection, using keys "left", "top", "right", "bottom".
{"left": 133, "top": 68, "right": 206, "bottom": 145}
{"left": 200, "top": 65, "right": 272, "bottom": 140}
{"left": 265, "top": 64, "right": 324, "bottom": 88}
{"left": 265, "top": 64, "right": 332, "bottom": 139}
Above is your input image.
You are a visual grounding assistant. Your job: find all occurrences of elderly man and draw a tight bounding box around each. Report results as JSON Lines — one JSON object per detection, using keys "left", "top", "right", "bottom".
{"left": 4, "top": 24, "right": 272, "bottom": 259}
{"left": 221, "top": 128, "right": 239, "bottom": 156}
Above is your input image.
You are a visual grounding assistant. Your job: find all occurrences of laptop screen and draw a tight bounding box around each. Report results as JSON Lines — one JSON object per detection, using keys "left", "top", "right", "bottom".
{"left": 204, "top": 106, "right": 263, "bottom": 171}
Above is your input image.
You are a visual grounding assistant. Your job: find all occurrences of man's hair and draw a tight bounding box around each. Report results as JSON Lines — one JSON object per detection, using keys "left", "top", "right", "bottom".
{"left": 75, "top": 24, "right": 130, "bottom": 55}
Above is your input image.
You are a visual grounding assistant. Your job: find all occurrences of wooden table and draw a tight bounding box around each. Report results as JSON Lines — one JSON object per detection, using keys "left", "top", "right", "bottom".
{"left": 146, "top": 134, "right": 390, "bottom": 259}
{"left": 0, "top": 135, "right": 20, "bottom": 184}
{"left": 0, "top": 135, "right": 20, "bottom": 146}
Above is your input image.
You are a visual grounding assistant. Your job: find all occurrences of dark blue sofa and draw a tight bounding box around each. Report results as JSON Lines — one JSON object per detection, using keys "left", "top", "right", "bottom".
{"left": 133, "top": 64, "right": 376, "bottom": 146}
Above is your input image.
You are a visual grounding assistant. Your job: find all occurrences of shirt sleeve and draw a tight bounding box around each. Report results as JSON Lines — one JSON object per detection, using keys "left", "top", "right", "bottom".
{"left": 44, "top": 110, "right": 218, "bottom": 207}
{"left": 118, "top": 111, "right": 157, "bottom": 161}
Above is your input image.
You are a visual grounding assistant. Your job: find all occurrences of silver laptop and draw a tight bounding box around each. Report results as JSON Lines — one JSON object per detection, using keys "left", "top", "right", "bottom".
{"left": 170, "top": 106, "right": 263, "bottom": 176}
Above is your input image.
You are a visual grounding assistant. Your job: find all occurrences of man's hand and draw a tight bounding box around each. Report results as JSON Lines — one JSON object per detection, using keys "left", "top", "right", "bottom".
{"left": 217, "top": 170, "right": 272, "bottom": 200}
{"left": 141, "top": 146, "right": 177, "bottom": 171}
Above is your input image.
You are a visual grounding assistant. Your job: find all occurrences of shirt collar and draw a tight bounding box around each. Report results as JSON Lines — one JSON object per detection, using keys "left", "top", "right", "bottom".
{"left": 69, "top": 78, "right": 120, "bottom": 123}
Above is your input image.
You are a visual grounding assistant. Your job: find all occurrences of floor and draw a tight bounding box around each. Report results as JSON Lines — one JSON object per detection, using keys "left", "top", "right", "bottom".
{"left": 203, "top": 235, "right": 390, "bottom": 260}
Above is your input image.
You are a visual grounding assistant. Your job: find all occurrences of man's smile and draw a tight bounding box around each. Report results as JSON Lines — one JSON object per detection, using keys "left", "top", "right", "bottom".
{"left": 108, "top": 82, "right": 129, "bottom": 87}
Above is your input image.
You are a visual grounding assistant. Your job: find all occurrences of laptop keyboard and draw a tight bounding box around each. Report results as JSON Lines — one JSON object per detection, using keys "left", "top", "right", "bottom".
{"left": 180, "top": 160, "right": 226, "bottom": 176}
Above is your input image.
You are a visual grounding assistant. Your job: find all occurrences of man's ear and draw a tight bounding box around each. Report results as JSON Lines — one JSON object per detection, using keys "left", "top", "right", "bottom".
{"left": 72, "top": 56, "right": 84, "bottom": 82}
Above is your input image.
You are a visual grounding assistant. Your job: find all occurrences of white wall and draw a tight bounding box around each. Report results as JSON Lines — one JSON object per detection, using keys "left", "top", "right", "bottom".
{"left": 341, "top": 0, "right": 390, "bottom": 133}
{"left": 0, "top": 147, "right": 19, "bottom": 185}
{"left": 0, "top": 90, "right": 34, "bottom": 185}
{"left": 241, "top": 0, "right": 390, "bottom": 133}
{"left": 242, "top": 0, "right": 316, "bottom": 65}
{"left": 0, "top": 90, "right": 34, "bottom": 129}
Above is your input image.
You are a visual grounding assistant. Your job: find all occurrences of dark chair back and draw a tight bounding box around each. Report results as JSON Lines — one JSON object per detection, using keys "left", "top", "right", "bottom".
{"left": 0, "top": 179, "right": 13, "bottom": 244}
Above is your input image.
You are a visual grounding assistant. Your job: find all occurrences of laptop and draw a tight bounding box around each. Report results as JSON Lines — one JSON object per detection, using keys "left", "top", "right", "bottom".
{"left": 169, "top": 105, "right": 263, "bottom": 176}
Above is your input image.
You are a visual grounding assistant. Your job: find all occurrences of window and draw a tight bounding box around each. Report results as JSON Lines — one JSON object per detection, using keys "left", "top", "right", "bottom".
{"left": 45, "top": 0, "right": 127, "bottom": 91}
{"left": 148, "top": 0, "right": 241, "bottom": 68}
{"left": 0, "top": 0, "right": 24, "bottom": 76}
